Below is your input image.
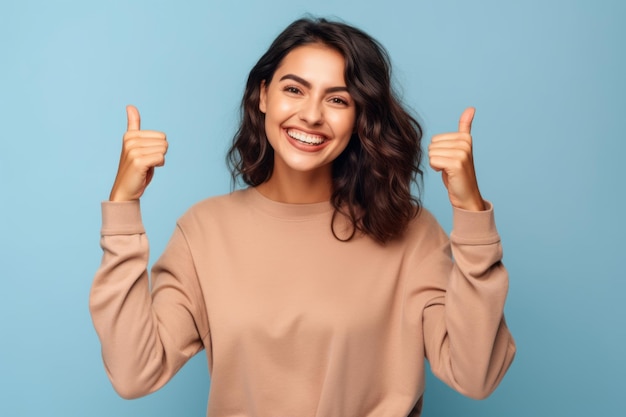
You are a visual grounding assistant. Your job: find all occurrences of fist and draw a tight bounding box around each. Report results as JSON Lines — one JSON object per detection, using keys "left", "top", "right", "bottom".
{"left": 428, "top": 107, "right": 485, "bottom": 211}
{"left": 109, "top": 105, "right": 168, "bottom": 201}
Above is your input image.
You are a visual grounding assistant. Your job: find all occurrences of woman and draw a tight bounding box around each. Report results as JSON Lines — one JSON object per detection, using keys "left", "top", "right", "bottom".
{"left": 90, "top": 17, "right": 515, "bottom": 417}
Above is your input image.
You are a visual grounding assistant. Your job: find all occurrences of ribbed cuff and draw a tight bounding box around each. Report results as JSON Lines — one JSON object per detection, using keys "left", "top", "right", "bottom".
{"left": 101, "top": 200, "right": 145, "bottom": 235}
{"left": 450, "top": 201, "right": 500, "bottom": 245}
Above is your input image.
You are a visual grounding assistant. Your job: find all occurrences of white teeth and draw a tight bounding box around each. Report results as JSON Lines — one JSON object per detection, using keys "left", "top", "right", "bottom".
{"left": 287, "top": 129, "right": 325, "bottom": 145}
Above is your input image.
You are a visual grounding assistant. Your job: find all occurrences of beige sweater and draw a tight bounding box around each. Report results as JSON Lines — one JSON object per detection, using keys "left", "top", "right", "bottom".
{"left": 90, "top": 188, "right": 515, "bottom": 417}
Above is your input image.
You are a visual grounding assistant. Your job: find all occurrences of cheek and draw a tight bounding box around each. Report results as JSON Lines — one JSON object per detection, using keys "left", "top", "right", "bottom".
{"left": 263, "top": 115, "right": 278, "bottom": 146}
{"left": 265, "top": 98, "right": 294, "bottom": 124}
{"left": 330, "top": 111, "right": 356, "bottom": 138}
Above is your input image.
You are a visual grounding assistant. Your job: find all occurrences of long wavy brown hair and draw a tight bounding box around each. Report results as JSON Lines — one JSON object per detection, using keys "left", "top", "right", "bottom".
{"left": 227, "top": 17, "right": 423, "bottom": 244}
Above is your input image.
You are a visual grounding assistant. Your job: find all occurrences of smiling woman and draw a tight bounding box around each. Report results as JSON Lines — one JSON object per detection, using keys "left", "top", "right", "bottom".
{"left": 228, "top": 19, "right": 426, "bottom": 243}
{"left": 258, "top": 44, "right": 356, "bottom": 203}
{"left": 90, "top": 17, "right": 515, "bottom": 417}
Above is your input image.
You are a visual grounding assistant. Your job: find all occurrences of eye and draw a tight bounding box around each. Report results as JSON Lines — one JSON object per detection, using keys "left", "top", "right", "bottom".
{"left": 329, "top": 96, "right": 349, "bottom": 106}
{"left": 283, "top": 86, "right": 302, "bottom": 95}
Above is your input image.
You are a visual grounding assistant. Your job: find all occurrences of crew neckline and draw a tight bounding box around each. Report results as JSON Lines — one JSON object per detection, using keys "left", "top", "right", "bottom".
{"left": 244, "top": 187, "right": 334, "bottom": 220}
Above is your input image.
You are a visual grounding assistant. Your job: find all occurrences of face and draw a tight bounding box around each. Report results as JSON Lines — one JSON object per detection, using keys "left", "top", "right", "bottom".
{"left": 259, "top": 44, "right": 356, "bottom": 180}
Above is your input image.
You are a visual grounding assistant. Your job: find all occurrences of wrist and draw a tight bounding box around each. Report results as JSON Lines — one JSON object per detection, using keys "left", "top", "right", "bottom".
{"left": 453, "top": 194, "right": 486, "bottom": 211}
{"left": 109, "top": 188, "right": 135, "bottom": 202}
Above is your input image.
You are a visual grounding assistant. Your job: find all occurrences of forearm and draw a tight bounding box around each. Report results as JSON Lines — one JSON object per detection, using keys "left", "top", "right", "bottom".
{"left": 425, "top": 203, "right": 516, "bottom": 399}
{"left": 89, "top": 202, "right": 202, "bottom": 399}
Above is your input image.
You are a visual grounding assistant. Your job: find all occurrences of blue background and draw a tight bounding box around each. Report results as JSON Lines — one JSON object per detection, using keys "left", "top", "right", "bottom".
{"left": 1, "top": 0, "right": 624, "bottom": 415}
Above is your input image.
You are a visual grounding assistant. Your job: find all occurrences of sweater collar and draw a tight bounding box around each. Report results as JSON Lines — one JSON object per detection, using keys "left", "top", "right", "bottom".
{"left": 244, "top": 187, "right": 334, "bottom": 220}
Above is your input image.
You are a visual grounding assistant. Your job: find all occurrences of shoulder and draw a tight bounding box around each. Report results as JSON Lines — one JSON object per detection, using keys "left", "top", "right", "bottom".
{"left": 186, "top": 189, "right": 248, "bottom": 214}
{"left": 176, "top": 189, "right": 251, "bottom": 230}
{"left": 400, "top": 206, "right": 448, "bottom": 248}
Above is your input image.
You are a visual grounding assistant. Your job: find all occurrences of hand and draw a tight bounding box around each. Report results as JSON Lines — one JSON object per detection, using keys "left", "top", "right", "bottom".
{"left": 428, "top": 107, "right": 485, "bottom": 211}
{"left": 109, "top": 105, "right": 168, "bottom": 201}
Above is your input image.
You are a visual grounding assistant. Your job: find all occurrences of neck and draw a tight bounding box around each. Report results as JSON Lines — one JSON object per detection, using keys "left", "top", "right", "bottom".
{"left": 256, "top": 166, "right": 333, "bottom": 204}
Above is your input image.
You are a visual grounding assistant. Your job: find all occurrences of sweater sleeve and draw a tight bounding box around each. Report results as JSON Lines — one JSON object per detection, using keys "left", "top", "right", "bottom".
{"left": 421, "top": 202, "right": 516, "bottom": 399}
{"left": 89, "top": 201, "right": 209, "bottom": 399}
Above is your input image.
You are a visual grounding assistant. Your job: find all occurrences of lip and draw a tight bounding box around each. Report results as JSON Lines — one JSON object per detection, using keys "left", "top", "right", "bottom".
{"left": 283, "top": 127, "right": 330, "bottom": 152}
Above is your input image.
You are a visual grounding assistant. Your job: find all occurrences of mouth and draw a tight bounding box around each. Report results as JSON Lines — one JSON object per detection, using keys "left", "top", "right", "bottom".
{"left": 286, "top": 129, "right": 327, "bottom": 146}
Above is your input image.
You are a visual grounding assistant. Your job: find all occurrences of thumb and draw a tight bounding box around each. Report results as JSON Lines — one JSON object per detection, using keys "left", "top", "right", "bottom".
{"left": 458, "top": 106, "right": 475, "bottom": 134}
{"left": 126, "top": 105, "right": 141, "bottom": 131}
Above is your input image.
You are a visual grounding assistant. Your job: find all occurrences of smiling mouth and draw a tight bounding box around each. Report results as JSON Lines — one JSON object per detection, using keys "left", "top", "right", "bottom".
{"left": 287, "top": 129, "right": 327, "bottom": 145}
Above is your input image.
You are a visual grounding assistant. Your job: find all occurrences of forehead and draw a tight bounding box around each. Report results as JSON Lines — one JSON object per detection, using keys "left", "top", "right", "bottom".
{"left": 274, "top": 44, "right": 347, "bottom": 84}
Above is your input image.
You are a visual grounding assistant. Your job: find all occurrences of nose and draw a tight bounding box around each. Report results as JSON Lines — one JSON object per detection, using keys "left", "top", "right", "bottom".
{"left": 298, "top": 98, "right": 324, "bottom": 125}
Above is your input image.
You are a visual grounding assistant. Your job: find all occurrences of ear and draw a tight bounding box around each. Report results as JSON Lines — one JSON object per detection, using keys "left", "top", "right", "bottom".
{"left": 259, "top": 80, "right": 267, "bottom": 114}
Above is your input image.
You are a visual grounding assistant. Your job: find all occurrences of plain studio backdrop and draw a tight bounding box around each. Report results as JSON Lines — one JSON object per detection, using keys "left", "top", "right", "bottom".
{"left": 1, "top": 0, "right": 624, "bottom": 416}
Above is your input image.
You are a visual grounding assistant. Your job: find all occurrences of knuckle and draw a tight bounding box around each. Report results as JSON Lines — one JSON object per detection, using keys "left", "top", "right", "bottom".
{"left": 130, "top": 157, "right": 144, "bottom": 168}
{"left": 123, "top": 138, "right": 140, "bottom": 150}
{"left": 127, "top": 148, "right": 140, "bottom": 158}
{"left": 123, "top": 131, "right": 138, "bottom": 142}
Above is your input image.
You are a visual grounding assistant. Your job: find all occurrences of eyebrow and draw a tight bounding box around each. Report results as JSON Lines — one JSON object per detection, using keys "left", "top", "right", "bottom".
{"left": 279, "top": 74, "right": 350, "bottom": 94}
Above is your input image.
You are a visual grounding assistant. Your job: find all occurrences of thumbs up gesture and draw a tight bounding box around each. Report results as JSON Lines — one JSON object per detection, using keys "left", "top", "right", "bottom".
{"left": 109, "top": 105, "right": 168, "bottom": 201}
{"left": 428, "top": 107, "right": 485, "bottom": 211}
